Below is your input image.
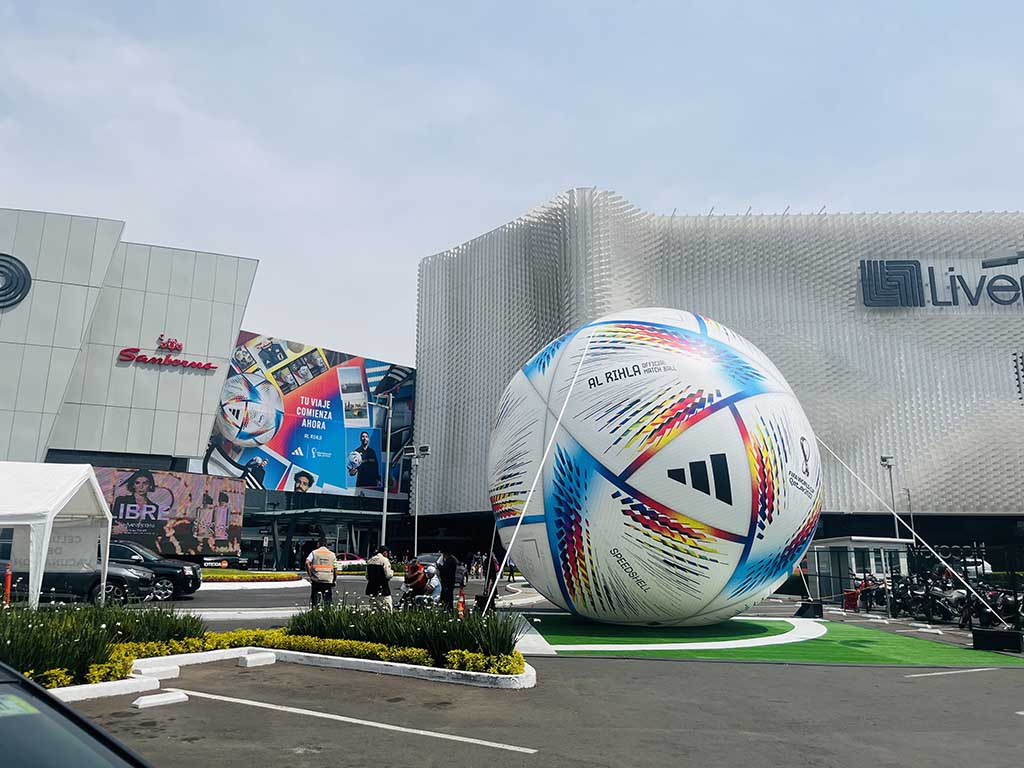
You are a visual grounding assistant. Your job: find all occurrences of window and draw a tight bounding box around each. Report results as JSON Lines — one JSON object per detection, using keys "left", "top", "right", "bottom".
{"left": 854, "top": 548, "right": 870, "bottom": 575}
{"left": 109, "top": 544, "right": 136, "bottom": 560}
{"left": 0, "top": 527, "right": 12, "bottom": 561}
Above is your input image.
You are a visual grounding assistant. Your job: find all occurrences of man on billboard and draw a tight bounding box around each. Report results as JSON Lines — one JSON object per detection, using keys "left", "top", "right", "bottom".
{"left": 293, "top": 471, "right": 314, "bottom": 493}
{"left": 349, "top": 431, "right": 380, "bottom": 488}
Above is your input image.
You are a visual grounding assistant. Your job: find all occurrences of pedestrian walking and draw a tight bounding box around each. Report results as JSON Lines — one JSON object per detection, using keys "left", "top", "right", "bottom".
{"left": 506, "top": 557, "right": 517, "bottom": 583}
{"left": 365, "top": 546, "right": 394, "bottom": 611}
{"left": 437, "top": 547, "right": 460, "bottom": 611}
{"left": 305, "top": 537, "right": 337, "bottom": 607}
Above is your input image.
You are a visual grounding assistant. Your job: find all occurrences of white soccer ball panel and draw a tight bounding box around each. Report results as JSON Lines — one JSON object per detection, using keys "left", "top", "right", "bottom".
{"left": 487, "top": 308, "right": 823, "bottom": 626}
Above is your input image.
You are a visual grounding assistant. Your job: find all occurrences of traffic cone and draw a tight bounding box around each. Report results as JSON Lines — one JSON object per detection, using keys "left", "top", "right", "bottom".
{"left": 457, "top": 587, "right": 466, "bottom": 619}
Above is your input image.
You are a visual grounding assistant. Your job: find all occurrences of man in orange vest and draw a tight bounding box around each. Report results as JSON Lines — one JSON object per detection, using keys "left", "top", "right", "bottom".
{"left": 305, "top": 537, "right": 338, "bottom": 607}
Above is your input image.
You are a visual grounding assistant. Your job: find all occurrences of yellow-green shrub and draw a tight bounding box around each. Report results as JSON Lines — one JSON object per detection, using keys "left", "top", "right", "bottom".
{"left": 381, "top": 647, "right": 433, "bottom": 666}
{"left": 34, "top": 668, "right": 73, "bottom": 688}
{"left": 444, "top": 650, "right": 525, "bottom": 675}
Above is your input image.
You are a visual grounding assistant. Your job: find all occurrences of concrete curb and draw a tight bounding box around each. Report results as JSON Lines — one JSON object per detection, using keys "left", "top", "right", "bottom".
{"left": 268, "top": 648, "right": 536, "bottom": 689}
{"left": 52, "top": 674, "right": 160, "bottom": 703}
{"left": 200, "top": 579, "right": 306, "bottom": 591}
{"left": 51, "top": 646, "right": 535, "bottom": 701}
{"left": 495, "top": 583, "right": 548, "bottom": 608}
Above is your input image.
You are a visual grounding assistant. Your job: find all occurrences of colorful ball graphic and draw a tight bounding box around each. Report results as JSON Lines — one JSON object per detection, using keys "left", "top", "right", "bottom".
{"left": 488, "top": 308, "right": 823, "bottom": 626}
{"left": 216, "top": 373, "right": 284, "bottom": 447}
{"left": 347, "top": 451, "right": 363, "bottom": 472}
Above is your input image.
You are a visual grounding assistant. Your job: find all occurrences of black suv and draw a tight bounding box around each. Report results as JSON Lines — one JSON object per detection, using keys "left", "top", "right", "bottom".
{"left": 10, "top": 562, "right": 155, "bottom": 604}
{"left": 110, "top": 541, "right": 202, "bottom": 601}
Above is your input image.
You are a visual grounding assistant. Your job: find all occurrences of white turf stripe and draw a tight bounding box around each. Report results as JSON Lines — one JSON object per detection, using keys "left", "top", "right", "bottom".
{"left": 168, "top": 689, "right": 537, "bottom": 754}
{"left": 903, "top": 668, "right": 999, "bottom": 679}
{"left": 549, "top": 617, "right": 826, "bottom": 652}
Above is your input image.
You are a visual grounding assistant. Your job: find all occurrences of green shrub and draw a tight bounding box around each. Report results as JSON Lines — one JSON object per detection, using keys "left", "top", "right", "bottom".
{"left": 444, "top": 650, "right": 526, "bottom": 675}
{"left": 444, "top": 649, "right": 488, "bottom": 672}
{"left": 0, "top": 605, "right": 208, "bottom": 687}
{"left": 0, "top": 606, "right": 116, "bottom": 684}
{"left": 286, "top": 604, "right": 524, "bottom": 663}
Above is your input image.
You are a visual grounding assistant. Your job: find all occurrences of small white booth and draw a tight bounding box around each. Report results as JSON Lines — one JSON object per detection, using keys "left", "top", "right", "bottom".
{"left": 0, "top": 462, "right": 111, "bottom": 608}
{"left": 807, "top": 535, "right": 914, "bottom": 603}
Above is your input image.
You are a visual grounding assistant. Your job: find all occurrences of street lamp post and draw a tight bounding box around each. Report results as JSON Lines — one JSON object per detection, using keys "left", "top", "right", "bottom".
{"left": 904, "top": 487, "right": 914, "bottom": 536}
{"left": 880, "top": 455, "right": 898, "bottom": 539}
{"left": 377, "top": 393, "right": 394, "bottom": 549}
{"left": 403, "top": 444, "right": 431, "bottom": 555}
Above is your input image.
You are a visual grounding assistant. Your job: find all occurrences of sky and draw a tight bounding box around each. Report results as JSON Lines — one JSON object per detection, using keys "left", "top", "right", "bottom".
{"left": 1, "top": 2, "right": 1022, "bottom": 365}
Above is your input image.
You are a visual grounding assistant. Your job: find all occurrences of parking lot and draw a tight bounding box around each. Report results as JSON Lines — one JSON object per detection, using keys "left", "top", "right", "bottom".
{"left": 74, "top": 643, "right": 1024, "bottom": 768}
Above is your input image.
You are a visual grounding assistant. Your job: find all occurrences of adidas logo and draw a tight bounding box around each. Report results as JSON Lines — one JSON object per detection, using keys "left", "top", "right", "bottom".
{"left": 291, "top": 446, "right": 304, "bottom": 457}
{"left": 667, "top": 453, "right": 733, "bottom": 505}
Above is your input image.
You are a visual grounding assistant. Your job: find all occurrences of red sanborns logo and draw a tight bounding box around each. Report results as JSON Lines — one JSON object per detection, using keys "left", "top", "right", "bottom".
{"left": 118, "top": 334, "right": 218, "bottom": 371}
{"left": 156, "top": 334, "right": 183, "bottom": 352}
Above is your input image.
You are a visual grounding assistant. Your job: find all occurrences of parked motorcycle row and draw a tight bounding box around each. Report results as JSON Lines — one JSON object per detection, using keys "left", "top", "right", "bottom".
{"left": 851, "top": 574, "right": 1024, "bottom": 629}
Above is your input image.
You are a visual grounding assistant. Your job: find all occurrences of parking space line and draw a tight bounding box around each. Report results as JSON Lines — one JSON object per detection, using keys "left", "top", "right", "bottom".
{"left": 904, "top": 668, "right": 998, "bottom": 679}
{"left": 166, "top": 688, "right": 538, "bottom": 754}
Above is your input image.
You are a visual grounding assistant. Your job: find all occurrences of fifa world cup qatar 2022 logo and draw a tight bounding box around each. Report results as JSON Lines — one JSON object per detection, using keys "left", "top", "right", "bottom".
{"left": 860, "top": 250, "right": 1024, "bottom": 308}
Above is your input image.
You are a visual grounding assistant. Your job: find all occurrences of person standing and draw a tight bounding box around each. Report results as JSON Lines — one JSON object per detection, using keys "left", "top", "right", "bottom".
{"left": 506, "top": 556, "right": 517, "bottom": 583}
{"left": 305, "top": 537, "right": 337, "bottom": 607}
{"left": 437, "top": 547, "right": 460, "bottom": 611}
{"left": 365, "top": 547, "right": 394, "bottom": 610}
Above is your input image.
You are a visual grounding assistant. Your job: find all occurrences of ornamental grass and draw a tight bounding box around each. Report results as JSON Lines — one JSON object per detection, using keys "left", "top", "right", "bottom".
{"left": 286, "top": 603, "right": 525, "bottom": 662}
{"left": 3, "top": 602, "right": 526, "bottom": 688}
{"left": 0, "top": 604, "right": 204, "bottom": 686}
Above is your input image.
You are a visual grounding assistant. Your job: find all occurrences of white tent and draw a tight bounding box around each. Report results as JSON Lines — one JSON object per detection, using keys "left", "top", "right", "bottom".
{"left": 0, "top": 462, "right": 111, "bottom": 608}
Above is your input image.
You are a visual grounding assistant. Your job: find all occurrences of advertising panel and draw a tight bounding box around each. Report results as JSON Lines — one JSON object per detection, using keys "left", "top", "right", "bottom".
{"left": 198, "top": 332, "right": 415, "bottom": 497}
{"left": 94, "top": 467, "right": 245, "bottom": 556}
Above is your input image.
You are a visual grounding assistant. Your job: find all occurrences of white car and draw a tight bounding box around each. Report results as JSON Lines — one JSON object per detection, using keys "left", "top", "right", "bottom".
{"left": 334, "top": 552, "right": 366, "bottom": 571}
{"left": 960, "top": 558, "right": 993, "bottom": 579}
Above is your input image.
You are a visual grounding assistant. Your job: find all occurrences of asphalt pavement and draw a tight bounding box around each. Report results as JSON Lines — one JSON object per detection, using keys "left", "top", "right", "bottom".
{"left": 75, "top": 654, "right": 1024, "bottom": 768}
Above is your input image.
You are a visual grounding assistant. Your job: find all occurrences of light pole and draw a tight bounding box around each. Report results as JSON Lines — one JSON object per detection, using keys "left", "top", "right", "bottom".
{"left": 403, "top": 444, "right": 431, "bottom": 555}
{"left": 880, "top": 455, "right": 898, "bottom": 539}
{"left": 904, "top": 487, "right": 915, "bottom": 536}
{"left": 376, "top": 393, "right": 394, "bottom": 548}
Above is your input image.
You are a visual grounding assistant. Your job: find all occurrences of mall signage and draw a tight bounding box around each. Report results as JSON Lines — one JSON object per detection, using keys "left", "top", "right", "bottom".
{"left": 860, "top": 250, "right": 1024, "bottom": 308}
{"left": 117, "top": 333, "right": 219, "bottom": 371}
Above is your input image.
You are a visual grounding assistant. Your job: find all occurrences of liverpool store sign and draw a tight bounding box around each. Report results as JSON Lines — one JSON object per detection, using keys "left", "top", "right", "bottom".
{"left": 860, "top": 250, "right": 1024, "bottom": 308}
{"left": 117, "top": 334, "right": 219, "bottom": 371}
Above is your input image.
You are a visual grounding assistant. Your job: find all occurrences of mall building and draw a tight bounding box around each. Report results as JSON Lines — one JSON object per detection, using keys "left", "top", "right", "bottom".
{"left": 1, "top": 205, "right": 414, "bottom": 567}
{"left": 414, "top": 188, "right": 1024, "bottom": 544}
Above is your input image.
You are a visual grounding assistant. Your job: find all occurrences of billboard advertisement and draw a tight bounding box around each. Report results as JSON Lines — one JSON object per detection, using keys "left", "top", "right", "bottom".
{"left": 197, "top": 332, "right": 415, "bottom": 497}
{"left": 94, "top": 467, "right": 245, "bottom": 556}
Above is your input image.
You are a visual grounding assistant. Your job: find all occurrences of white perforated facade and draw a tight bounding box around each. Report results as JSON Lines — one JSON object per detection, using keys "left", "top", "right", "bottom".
{"left": 415, "top": 188, "right": 1024, "bottom": 520}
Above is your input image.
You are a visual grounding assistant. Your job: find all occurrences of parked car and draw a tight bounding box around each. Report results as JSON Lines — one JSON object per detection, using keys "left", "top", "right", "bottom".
{"left": 415, "top": 553, "right": 467, "bottom": 586}
{"left": 10, "top": 562, "right": 155, "bottom": 604}
{"left": 0, "top": 660, "right": 154, "bottom": 767}
{"left": 334, "top": 552, "right": 366, "bottom": 571}
{"left": 110, "top": 540, "right": 203, "bottom": 601}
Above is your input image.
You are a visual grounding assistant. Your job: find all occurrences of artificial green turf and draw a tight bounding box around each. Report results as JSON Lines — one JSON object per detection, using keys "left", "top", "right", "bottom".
{"left": 556, "top": 620, "right": 1024, "bottom": 667}
{"left": 528, "top": 614, "right": 790, "bottom": 644}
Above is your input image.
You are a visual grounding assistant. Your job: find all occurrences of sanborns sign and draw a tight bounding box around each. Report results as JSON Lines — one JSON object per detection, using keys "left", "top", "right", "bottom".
{"left": 118, "top": 334, "right": 219, "bottom": 371}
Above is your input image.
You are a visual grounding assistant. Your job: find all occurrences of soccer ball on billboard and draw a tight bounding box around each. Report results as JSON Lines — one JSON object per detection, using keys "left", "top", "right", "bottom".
{"left": 487, "top": 308, "right": 823, "bottom": 626}
{"left": 347, "top": 451, "right": 363, "bottom": 472}
{"left": 216, "top": 373, "right": 284, "bottom": 447}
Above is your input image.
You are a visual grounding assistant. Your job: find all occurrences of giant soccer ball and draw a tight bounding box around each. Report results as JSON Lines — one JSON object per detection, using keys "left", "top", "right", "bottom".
{"left": 216, "top": 373, "right": 284, "bottom": 447}
{"left": 488, "top": 308, "right": 822, "bottom": 626}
